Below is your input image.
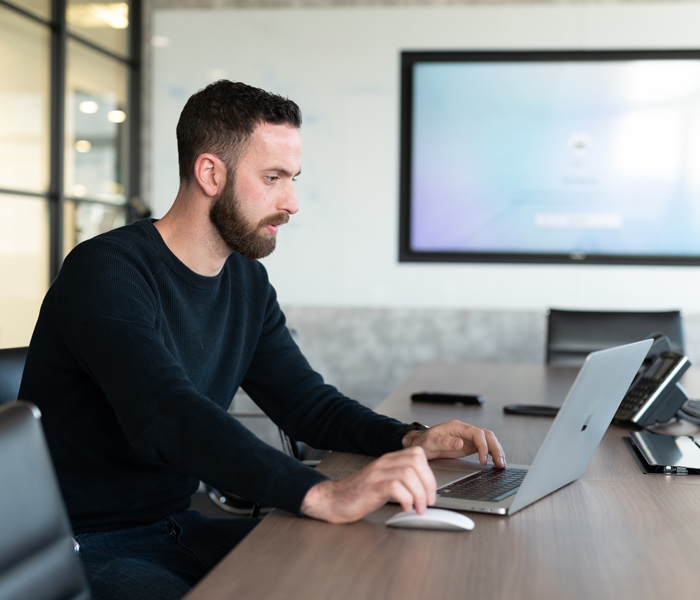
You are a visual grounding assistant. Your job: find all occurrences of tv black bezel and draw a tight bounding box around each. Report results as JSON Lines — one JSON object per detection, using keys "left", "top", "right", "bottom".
{"left": 398, "top": 48, "right": 700, "bottom": 266}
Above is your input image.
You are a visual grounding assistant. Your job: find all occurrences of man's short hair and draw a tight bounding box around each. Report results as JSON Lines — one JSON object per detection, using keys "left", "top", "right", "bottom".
{"left": 176, "top": 80, "right": 302, "bottom": 182}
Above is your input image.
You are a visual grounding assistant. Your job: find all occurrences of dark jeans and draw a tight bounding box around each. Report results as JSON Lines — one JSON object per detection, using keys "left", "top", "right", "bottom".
{"left": 75, "top": 510, "right": 260, "bottom": 600}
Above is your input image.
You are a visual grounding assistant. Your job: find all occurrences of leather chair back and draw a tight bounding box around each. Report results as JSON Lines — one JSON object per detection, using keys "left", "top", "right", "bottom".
{"left": 546, "top": 309, "right": 684, "bottom": 367}
{"left": 0, "top": 347, "right": 28, "bottom": 405}
{"left": 0, "top": 402, "right": 91, "bottom": 600}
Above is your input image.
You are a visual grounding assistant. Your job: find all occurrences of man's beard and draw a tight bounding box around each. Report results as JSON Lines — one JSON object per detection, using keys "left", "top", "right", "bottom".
{"left": 209, "top": 174, "right": 289, "bottom": 260}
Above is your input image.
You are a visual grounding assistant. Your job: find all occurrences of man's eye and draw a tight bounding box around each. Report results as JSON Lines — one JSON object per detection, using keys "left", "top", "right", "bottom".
{"left": 265, "top": 176, "right": 278, "bottom": 183}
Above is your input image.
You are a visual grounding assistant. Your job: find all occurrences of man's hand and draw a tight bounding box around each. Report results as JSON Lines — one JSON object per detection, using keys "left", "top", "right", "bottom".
{"left": 300, "top": 421, "right": 505, "bottom": 525}
{"left": 301, "top": 446, "right": 436, "bottom": 524}
{"left": 402, "top": 419, "right": 506, "bottom": 468}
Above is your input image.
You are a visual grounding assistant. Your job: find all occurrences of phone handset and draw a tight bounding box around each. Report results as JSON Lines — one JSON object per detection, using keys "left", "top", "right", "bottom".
{"left": 613, "top": 350, "right": 690, "bottom": 428}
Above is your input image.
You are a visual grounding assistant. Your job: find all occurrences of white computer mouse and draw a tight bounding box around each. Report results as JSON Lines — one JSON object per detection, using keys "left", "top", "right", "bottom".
{"left": 385, "top": 507, "right": 475, "bottom": 531}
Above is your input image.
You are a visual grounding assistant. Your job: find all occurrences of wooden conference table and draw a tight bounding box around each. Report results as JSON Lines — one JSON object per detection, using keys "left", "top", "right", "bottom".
{"left": 187, "top": 363, "right": 700, "bottom": 599}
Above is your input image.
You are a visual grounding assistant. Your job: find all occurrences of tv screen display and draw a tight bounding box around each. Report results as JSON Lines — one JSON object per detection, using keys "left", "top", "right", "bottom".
{"left": 399, "top": 50, "right": 700, "bottom": 265}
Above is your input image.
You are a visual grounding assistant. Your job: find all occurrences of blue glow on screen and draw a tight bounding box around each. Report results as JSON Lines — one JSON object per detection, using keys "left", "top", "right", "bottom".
{"left": 408, "top": 59, "right": 700, "bottom": 258}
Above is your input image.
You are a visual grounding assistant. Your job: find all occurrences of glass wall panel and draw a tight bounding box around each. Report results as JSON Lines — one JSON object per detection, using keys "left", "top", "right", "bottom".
{"left": 0, "top": 0, "right": 138, "bottom": 351}
{"left": 67, "top": 0, "right": 130, "bottom": 58}
{"left": 0, "top": 194, "right": 49, "bottom": 347}
{"left": 65, "top": 40, "right": 129, "bottom": 205}
{"left": 0, "top": 5, "right": 50, "bottom": 193}
{"left": 10, "top": 0, "right": 50, "bottom": 20}
{"left": 63, "top": 200, "right": 127, "bottom": 254}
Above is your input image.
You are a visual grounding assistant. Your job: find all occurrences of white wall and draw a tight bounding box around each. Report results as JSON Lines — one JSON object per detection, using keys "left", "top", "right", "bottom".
{"left": 150, "top": 3, "right": 700, "bottom": 313}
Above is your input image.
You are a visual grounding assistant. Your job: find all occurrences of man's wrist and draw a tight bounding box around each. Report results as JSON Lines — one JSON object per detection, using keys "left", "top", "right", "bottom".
{"left": 396, "top": 422, "right": 429, "bottom": 449}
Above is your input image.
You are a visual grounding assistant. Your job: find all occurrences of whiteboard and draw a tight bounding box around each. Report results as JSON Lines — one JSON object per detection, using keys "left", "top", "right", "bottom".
{"left": 151, "top": 3, "right": 700, "bottom": 311}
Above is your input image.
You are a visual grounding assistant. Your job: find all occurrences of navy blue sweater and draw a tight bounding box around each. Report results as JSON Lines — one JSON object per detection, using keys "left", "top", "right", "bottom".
{"left": 20, "top": 219, "right": 406, "bottom": 534}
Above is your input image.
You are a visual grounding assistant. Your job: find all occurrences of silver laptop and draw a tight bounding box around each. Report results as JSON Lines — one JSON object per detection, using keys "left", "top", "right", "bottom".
{"left": 431, "top": 339, "right": 652, "bottom": 515}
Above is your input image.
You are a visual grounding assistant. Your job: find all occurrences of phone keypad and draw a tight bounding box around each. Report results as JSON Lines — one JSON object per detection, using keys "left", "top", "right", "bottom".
{"left": 617, "top": 380, "right": 658, "bottom": 420}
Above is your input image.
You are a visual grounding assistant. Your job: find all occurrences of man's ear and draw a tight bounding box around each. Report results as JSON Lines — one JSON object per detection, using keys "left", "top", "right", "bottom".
{"left": 193, "top": 153, "right": 226, "bottom": 197}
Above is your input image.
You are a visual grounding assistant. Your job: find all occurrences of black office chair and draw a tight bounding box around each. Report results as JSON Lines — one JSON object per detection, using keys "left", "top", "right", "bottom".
{"left": 0, "top": 346, "right": 28, "bottom": 405}
{"left": 545, "top": 308, "right": 684, "bottom": 367}
{"left": 0, "top": 401, "right": 91, "bottom": 600}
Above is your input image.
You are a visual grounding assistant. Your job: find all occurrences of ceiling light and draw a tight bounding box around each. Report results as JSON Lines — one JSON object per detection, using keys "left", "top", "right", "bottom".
{"left": 67, "top": 3, "right": 129, "bottom": 30}
{"left": 74, "top": 140, "right": 92, "bottom": 153}
{"left": 79, "top": 100, "right": 99, "bottom": 114}
{"left": 107, "top": 110, "right": 126, "bottom": 123}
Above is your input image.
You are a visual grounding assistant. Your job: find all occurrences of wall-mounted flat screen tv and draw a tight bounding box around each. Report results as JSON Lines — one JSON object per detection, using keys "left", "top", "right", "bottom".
{"left": 399, "top": 50, "right": 700, "bottom": 265}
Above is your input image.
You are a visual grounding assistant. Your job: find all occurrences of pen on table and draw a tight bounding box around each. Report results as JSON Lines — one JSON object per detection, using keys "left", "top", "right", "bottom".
{"left": 411, "top": 392, "right": 485, "bottom": 405}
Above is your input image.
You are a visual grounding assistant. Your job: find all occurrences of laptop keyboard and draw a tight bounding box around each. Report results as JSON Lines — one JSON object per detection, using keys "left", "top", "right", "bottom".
{"left": 437, "top": 467, "right": 528, "bottom": 502}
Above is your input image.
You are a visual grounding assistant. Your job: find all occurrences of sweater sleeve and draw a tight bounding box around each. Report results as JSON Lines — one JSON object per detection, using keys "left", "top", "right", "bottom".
{"left": 240, "top": 286, "right": 407, "bottom": 457}
{"left": 23, "top": 233, "right": 328, "bottom": 521}
{"left": 21, "top": 222, "right": 411, "bottom": 529}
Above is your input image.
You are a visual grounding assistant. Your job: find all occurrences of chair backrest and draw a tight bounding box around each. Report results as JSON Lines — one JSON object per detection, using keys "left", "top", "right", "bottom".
{"left": 546, "top": 309, "right": 684, "bottom": 367}
{"left": 0, "top": 402, "right": 91, "bottom": 600}
{"left": 0, "top": 347, "right": 28, "bottom": 405}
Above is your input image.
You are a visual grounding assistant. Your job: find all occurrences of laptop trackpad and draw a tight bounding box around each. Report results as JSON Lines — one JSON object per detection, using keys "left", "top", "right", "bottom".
{"left": 430, "top": 458, "right": 485, "bottom": 487}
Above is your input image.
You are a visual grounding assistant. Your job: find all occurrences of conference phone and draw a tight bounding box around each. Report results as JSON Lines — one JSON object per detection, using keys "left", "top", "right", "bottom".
{"left": 613, "top": 334, "right": 691, "bottom": 428}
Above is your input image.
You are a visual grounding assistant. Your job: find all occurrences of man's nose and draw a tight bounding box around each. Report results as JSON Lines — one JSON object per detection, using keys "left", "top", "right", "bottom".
{"left": 280, "top": 184, "right": 299, "bottom": 215}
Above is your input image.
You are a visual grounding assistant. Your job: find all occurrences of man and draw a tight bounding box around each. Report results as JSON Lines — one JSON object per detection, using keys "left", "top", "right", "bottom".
{"left": 20, "top": 80, "right": 505, "bottom": 599}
